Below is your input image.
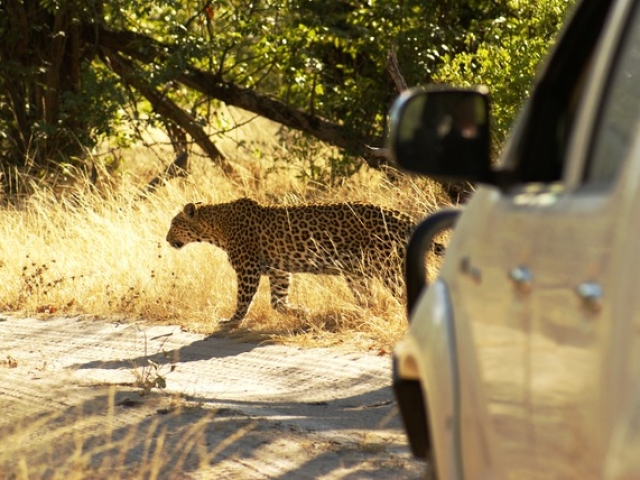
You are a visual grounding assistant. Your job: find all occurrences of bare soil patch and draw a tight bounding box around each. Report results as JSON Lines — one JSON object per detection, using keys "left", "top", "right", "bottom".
{"left": 0, "top": 316, "right": 425, "bottom": 479}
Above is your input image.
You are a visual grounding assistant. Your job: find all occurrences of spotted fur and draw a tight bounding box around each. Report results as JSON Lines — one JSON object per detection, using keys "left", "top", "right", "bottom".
{"left": 166, "top": 198, "right": 416, "bottom": 323}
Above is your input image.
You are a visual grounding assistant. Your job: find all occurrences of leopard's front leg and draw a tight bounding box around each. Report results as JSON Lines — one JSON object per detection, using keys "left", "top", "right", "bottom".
{"left": 224, "top": 255, "right": 261, "bottom": 324}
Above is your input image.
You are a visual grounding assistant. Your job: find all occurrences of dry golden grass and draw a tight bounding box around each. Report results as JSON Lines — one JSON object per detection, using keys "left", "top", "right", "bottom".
{"left": 0, "top": 384, "right": 248, "bottom": 480}
{"left": 0, "top": 113, "right": 447, "bottom": 479}
{"left": 0, "top": 112, "right": 451, "bottom": 352}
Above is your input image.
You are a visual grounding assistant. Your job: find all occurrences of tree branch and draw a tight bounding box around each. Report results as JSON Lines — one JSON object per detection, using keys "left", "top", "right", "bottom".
{"left": 102, "top": 49, "right": 233, "bottom": 174}
{"left": 361, "top": 47, "right": 409, "bottom": 162}
{"left": 388, "top": 45, "right": 471, "bottom": 203}
{"left": 82, "top": 23, "right": 385, "bottom": 166}
{"left": 387, "top": 45, "right": 408, "bottom": 93}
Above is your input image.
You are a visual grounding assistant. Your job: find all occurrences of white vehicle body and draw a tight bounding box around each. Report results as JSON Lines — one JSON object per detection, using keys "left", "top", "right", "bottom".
{"left": 390, "top": 0, "right": 640, "bottom": 478}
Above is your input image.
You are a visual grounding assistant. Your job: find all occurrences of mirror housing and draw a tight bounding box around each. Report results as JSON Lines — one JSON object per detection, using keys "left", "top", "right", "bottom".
{"left": 388, "top": 87, "right": 494, "bottom": 184}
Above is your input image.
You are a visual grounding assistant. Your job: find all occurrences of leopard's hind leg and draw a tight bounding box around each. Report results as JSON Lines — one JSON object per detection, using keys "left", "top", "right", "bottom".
{"left": 267, "top": 268, "right": 291, "bottom": 311}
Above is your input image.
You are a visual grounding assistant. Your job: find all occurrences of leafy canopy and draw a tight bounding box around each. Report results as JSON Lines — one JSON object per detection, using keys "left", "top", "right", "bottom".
{"left": 0, "top": 0, "right": 575, "bottom": 176}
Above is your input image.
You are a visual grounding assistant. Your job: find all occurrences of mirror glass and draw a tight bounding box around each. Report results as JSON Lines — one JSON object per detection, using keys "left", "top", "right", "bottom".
{"left": 389, "top": 88, "right": 492, "bottom": 182}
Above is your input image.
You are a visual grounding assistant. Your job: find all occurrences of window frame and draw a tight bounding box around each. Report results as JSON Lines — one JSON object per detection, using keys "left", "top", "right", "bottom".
{"left": 562, "top": 0, "right": 639, "bottom": 192}
{"left": 497, "top": 0, "right": 616, "bottom": 188}
{"left": 577, "top": 0, "right": 640, "bottom": 187}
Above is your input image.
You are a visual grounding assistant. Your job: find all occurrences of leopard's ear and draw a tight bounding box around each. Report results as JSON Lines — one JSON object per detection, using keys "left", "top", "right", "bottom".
{"left": 183, "top": 203, "right": 197, "bottom": 218}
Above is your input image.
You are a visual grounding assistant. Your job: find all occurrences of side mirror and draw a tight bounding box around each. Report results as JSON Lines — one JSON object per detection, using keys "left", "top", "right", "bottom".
{"left": 388, "top": 87, "right": 493, "bottom": 184}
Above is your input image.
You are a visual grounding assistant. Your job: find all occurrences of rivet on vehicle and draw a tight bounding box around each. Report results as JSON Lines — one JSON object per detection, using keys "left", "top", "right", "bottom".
{"left": 460, "top": 257, "right": 482, "bottom": 283}
{"left": 575, "top": 281, "right": 603, "bottom": 313}
{"left": 509, "top": 266, "right": 533, "bottom": 294}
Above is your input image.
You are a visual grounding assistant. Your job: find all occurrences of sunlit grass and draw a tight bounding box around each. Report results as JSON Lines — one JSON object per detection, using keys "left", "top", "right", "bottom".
{"left": 0, "top": 112, "right": 445, "bottom": 479}
{"left": 0, "top": 113, "right": 450, "bottom": 352}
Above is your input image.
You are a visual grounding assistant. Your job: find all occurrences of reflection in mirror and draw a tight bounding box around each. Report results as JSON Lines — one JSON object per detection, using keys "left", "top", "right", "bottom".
{"left": 389, "top": 87, "right": 492, "bottom": 183}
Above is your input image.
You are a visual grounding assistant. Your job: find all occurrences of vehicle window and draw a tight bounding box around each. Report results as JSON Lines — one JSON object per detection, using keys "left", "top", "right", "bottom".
{"left": 507, "top": 0, "right": 612, "bottom": 185}
{"left": 585, "top": 4, "right": 640, "bottom": 185}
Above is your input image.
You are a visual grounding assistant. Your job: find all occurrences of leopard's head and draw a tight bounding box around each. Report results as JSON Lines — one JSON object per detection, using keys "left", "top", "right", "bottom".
{"left": 166, "top": 202, "right": 204, "bottom": 249}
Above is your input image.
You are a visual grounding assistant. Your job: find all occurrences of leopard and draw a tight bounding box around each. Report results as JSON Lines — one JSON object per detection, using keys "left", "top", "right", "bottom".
{"left": 166, "top": 197, "right": 420, "bottom": 324}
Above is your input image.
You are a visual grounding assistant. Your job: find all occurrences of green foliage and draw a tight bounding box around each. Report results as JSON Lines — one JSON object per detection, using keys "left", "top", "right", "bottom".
{"left": 0, "top": 0, "right": 129, "bottom": 172}
{"left": 0, "top": 0, "right": 575, "bottom": 184}
{"left": 433, "top": 0, "right": 576, "bottom": 146}
{"left": 277, "top": 130, "right": 362, "bottom": 185}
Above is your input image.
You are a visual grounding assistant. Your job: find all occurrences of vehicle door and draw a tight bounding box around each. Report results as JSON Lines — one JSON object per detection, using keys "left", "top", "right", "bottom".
{"left": 523, "top": 1, "right": 640, "bottom": 478}
{"left": 442, "top": 0, "right": 619, "bottom": 478}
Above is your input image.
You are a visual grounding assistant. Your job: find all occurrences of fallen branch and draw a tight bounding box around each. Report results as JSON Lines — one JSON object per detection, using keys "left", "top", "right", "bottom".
{"left": 145, "top": 151, "right": 189, "bottom": 193}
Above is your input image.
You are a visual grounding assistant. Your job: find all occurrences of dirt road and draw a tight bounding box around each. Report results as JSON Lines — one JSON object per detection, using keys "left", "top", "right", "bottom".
{"left": 0, "top": 316, "right": 425, "bottom": 479}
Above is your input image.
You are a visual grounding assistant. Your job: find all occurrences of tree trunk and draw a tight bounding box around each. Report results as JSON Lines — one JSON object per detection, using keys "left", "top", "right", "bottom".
{"left": 0, "top": 0, "right": 88, "bottom": 169}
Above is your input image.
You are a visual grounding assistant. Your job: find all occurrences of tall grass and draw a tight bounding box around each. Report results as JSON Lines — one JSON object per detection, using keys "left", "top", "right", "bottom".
{"left": 0, "top": 114, "right": 449, "bottom": 351}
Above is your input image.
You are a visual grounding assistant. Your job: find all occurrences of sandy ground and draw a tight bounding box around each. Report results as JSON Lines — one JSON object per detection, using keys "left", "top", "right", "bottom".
{"left": 0, "top": 316, "right": 426, "bottom": 479}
